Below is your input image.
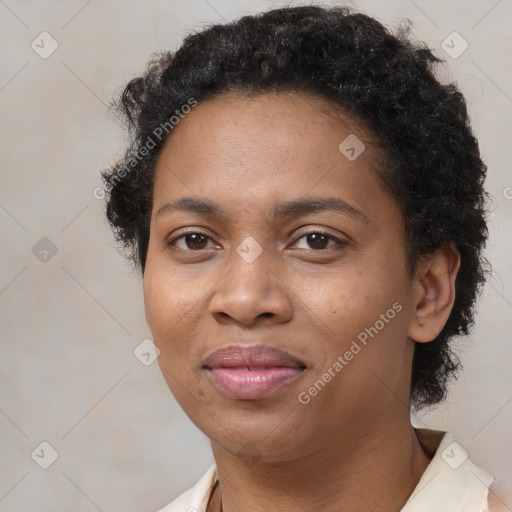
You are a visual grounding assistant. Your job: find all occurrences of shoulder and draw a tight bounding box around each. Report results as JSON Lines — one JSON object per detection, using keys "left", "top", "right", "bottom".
{"left": 486, "top": 478, "right": 512, "bottom": 512}
{"left": 155, "top": 464, "right": 217, "bottom": 512}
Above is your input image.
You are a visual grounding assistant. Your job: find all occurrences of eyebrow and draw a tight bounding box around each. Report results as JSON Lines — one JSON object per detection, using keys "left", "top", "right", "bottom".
{"left": 156, "top": 196, "right": 369, "bottom": 223}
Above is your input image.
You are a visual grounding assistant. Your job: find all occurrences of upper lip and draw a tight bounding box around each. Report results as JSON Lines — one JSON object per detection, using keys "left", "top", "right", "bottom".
{"left": 203, "top": 344, "right": 306, "bottom": 369}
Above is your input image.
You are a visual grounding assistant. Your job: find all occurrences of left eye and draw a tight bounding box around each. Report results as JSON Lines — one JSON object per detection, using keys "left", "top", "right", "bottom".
{"left": 291, "top": 231, "right": 347, "bottom": 251}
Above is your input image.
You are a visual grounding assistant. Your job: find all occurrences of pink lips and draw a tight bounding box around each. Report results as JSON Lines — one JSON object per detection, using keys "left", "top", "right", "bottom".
{"left": 203, "top": 345, "right": 306, "bottom": 400}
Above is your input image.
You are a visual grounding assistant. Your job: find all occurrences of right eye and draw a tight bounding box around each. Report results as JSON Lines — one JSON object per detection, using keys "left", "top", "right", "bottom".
{"left": 165, "top": 231, "right": 218, "bottom": 251}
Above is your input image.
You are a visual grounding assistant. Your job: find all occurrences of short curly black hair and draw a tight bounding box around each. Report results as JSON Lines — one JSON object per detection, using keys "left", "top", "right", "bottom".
{"left": 102, "top": 5, "right": 491, "bottom": 412}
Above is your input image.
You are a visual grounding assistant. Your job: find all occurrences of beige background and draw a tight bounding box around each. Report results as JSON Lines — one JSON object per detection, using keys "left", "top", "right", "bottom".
{"left": 1, "top": 1, "right": 511, "bottom": 510}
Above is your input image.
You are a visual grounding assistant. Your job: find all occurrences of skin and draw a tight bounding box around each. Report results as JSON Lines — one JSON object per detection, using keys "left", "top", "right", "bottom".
{"left": 143, "top": 91, "right": 461, "bottom": 512}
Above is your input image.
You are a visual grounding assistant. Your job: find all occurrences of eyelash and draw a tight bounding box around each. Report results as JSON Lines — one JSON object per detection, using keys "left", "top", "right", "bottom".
{"left": 165, "top": 229, "right": 348, "bottom": 252}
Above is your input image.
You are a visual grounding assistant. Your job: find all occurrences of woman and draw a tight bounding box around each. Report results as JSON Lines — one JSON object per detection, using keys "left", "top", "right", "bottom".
{"left": 102, "top": 5, "right": 511, "bottom": 511}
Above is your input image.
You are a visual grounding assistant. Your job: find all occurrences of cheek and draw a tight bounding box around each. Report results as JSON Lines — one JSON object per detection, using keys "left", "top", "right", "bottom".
{"left": 144, "top": 272, "right": 201, "bottom": 400}
{"left": 143, "top": 271, "right": 168, "bottom": 337}
{"left": 143, "top": 261, "right": 196, "bottom": 334}
{"left": 143, "top": 266, "right": 189, "bottom": 370}
{"left": 308, "top": 266, "right": 405, "bottom": 351}
{"left": 143, "top": 263, "right": 210, "bottom": 384}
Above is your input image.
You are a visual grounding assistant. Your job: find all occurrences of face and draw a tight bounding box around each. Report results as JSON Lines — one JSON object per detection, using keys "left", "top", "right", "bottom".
{"left": 143, "top": 91, "right": 418, "bottom": 462}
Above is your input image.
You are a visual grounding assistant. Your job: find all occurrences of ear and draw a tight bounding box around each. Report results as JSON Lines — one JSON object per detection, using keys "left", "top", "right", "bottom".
{"left": 408, "top": 244, "right": 461, "bottom": 343}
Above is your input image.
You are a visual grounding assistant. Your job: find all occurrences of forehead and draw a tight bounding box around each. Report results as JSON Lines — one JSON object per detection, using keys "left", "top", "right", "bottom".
{"left": 152, "top": 90, "right": 390, "bottom": 223}
{"left": 155, "top": 91, "right": 381, "bottom": 177}
{"left": 159, "top": 90, "right": 374, "bottom": 146}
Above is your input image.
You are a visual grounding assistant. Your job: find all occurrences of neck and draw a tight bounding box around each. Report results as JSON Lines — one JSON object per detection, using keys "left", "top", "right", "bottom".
{"left": 209, "top": 419, "right": 432, "bottom": 512}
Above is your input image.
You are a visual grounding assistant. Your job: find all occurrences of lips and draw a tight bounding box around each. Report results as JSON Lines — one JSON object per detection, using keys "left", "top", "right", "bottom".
{"left": 204, "top": 344, "right": 306, "bottom": 369}
{"left": 203, "top": 344, "right": 307, "bottom": 400}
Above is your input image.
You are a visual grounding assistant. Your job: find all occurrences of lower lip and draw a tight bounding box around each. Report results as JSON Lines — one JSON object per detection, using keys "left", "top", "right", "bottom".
{"left": 206, "top": 367, "right": 305, "bottom": 400}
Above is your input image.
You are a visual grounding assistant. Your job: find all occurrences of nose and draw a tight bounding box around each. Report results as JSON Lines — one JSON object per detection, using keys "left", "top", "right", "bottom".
{"left": 208, "top": 246, "right": 293, "bottom": 326}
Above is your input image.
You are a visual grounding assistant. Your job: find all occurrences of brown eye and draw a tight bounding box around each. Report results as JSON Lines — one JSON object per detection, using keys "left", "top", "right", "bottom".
{"left": 305, "top": 233, "right": 330, "bottom": 250}
{"left": 166, "top": 232, "right": 215, "bottom": 251}
{"left": 292, "top": 231, "right": 347, "bottom": 251}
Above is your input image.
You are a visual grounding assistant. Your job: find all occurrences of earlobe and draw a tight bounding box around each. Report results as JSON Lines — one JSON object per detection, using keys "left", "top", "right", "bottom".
{"left": 408, "top": 245, "right": 461, "bottom": 343}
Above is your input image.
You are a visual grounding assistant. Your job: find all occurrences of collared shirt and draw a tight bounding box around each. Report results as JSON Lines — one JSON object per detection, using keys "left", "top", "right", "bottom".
{"left": 156, "top": 428, "right": 502, "bottom": 512}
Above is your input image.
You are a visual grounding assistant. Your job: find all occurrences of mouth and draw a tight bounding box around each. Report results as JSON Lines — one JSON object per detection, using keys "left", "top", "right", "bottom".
{"left": 203, "top": 344, "right": 307, "bottom": 400}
